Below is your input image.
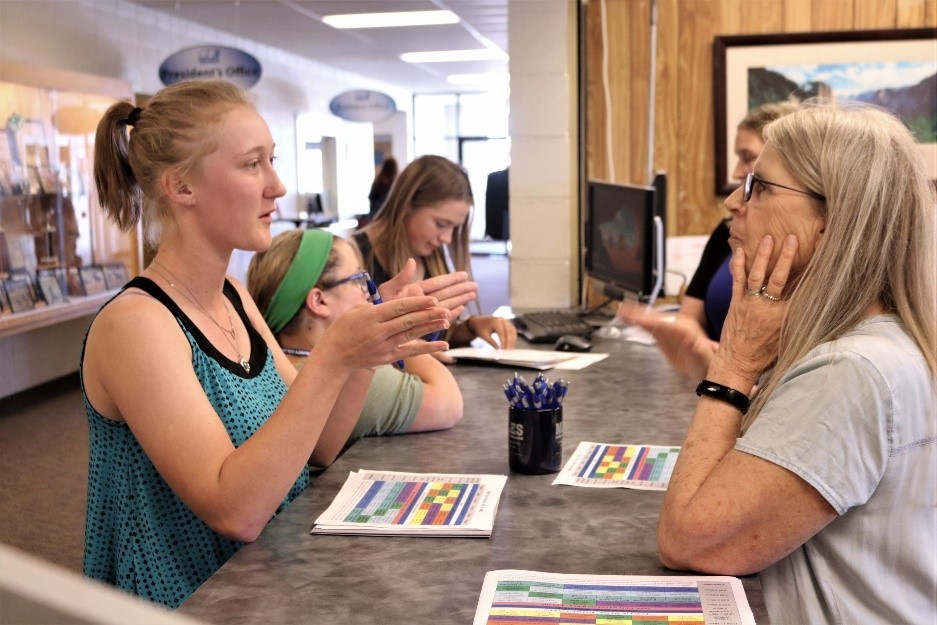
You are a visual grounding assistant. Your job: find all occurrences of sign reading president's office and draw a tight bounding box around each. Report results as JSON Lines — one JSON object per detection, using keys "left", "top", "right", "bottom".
{"left": 159, "top": 46, "right": 262, "bottom": 89}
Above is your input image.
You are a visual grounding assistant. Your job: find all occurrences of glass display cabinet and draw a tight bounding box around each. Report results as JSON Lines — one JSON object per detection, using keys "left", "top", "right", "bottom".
{"left": 0, "top": 60, "right": 139, "bottom": 395}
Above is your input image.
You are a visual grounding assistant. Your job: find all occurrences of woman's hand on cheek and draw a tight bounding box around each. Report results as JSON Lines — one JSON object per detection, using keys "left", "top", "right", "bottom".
{"left": 709, "top": 235, "right": 797, "bottom": 389}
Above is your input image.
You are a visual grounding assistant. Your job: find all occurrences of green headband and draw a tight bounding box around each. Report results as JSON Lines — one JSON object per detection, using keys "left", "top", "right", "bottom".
{"left": 264, "top": 229, "right": 334, "bottom": 334}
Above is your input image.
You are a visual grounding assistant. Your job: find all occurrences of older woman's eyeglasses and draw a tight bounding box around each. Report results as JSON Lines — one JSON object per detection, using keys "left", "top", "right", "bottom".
{"left": 319, "top": 270, "right": 370, "bottom": 295}
{"left": 743, "top": 172, "right": 825, "bottom": 203}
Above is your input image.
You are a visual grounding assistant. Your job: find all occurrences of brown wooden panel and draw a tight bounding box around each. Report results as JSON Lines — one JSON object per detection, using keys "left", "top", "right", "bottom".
{"left": 654, "top": 0, "right": 680, "bottom": 236}
{"left": 855, "top": 0, "right": 898, "bottom": 28}
{"left": 743, "top": 0, "right": 785, "bottom": 33}
{"left": 812, "top": 0, "right": 854, "bottom": 29}
{"left": 583, "top": 0, "right": 920, "bottom": 241}
{"left": 676, "top": 0, "right": 733, "bottom": 236}
{"left": 897, "top": 0, "right": 927, "bottom": 27}
{"left": 585, "top": 0, "right": 609, "bottom": 182}
{"left": 625, "top": 0, "right": 650, "bottom": 184}
{"left": 783, "top": 0, "right": 813, "bottom": 31}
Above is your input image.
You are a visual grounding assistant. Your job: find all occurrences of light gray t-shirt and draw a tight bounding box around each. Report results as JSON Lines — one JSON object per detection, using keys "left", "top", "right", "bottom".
{"left": 736, "top": 315, "right": 936, "bottom": 625}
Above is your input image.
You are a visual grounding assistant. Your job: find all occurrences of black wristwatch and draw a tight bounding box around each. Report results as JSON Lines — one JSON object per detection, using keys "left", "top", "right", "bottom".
{"left": 695, "top": 380, "right": 750, "bottom": 414}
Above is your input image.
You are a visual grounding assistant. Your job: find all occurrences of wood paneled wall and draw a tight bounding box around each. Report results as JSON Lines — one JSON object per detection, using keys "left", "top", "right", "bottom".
{"left": 584, "top": 0, "right": 937, "bottom": 238}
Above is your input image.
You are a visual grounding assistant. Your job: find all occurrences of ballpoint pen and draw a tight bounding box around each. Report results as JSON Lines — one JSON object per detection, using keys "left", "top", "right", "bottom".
{"left": 366, "top": 277, "right": 405, "bottom": 370}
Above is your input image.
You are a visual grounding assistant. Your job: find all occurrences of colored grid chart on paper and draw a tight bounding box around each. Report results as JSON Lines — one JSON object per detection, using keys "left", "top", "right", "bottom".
{"left": 577, "top": 444, "right": 680, "bottom": 487}
{"left": 343, "top": 479, "right": 479, "bottom": 526}
{"left": 485, "top": 580, "right": 705, "bottom": 624}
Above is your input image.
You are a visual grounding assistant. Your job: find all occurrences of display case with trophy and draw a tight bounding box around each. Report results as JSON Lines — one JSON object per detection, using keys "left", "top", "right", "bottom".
{"left": 0, "top": 62, "right": 144, "bottom": 398}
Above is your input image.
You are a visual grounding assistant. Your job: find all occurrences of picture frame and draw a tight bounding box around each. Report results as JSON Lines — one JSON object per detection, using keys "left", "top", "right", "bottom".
{"left": 67, "top": 266, "right": 86, "bottom": 297}
{"left": 3, "top": 274, "right": 37, "bottom": 313}
{"left": 79, "top": 265, "right": 108, "bottom": 296}
{"left": 36, "top": 267, "right": 67, "bottom": 305}
{"left": 0, "top": 283, "right": 10, "bottom": 314}
{"left": 101, "top": 261, "right": 129, "bottom": 290}
{"left": 713, "top": 28, "right": 937, "bottom": 195}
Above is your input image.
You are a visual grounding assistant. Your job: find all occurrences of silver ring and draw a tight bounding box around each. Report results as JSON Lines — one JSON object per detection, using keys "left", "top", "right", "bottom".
{"left": 760, "top": 286, "right": 782, "bottom": 301}
{"left": 745, "top": 288, "right": 762, "bottom": 297}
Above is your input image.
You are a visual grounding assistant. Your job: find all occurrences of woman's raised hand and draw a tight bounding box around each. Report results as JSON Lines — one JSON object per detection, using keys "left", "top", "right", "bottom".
{"left": 617, "top": 301, "right": 716, "bottom": 380}
{"left": 379, "top": 258, "right": 478, "bottom": 321}
{"left": 316, "top": 295, "right": 451, "bottom": 371}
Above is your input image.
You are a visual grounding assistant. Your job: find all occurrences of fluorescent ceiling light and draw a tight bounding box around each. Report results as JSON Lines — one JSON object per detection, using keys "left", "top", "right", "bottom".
{"left": 323, "top": 10, "right": 459, "bottom": 29}
{"left": 401, "top": 49, "right": 508, "bottom": 63}
{"left": 447, "top": 73, "right": 510, "bottom": 85}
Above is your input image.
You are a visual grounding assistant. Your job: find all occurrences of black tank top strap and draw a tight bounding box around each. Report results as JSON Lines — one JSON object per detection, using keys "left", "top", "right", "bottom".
{"left": 123, "top": 276, "right": 266, "bottom": 377}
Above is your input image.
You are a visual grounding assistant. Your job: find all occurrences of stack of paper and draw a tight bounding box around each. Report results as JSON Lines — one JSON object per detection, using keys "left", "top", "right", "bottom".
{"left": 473, "top": 570, "right": 756, "bottom": 625}
{"left": 311, "top": 470, "right": 507, "bottom": 537}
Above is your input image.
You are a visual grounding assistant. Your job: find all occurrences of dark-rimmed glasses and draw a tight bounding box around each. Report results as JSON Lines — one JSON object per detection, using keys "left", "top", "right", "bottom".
{"left": 744, "top": 172, "right": 825, "bottom": 203}
{"left": 319, "top": 270, "right": 370, "bottom": 295}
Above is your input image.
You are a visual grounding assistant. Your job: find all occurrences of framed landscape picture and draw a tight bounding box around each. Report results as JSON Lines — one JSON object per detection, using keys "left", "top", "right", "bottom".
{"left": 713, "top": 28, "right": 937, "bottom": 194}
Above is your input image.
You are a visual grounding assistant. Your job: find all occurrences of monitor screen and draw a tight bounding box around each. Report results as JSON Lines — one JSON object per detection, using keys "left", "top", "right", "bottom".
{"left": 585, "top": 180, "right": 660, "bottom": 301}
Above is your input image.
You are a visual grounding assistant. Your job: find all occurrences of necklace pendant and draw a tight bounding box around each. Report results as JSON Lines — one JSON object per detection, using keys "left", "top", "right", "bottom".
{"left": 240, "top": 359, "right": 251, "bottom": 374}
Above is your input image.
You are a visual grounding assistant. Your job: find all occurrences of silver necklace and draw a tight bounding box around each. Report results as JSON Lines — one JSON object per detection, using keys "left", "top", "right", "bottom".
{"left": 150, "top": 260, "right": 251, "bottom": 373}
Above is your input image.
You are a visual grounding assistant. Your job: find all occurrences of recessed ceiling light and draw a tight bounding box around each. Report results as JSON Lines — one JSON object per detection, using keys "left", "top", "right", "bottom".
{"left": 322, "top": 10, "right": 459, "bottom": 29}
{"left": 401, "top": 49, "right": 508, "bottom": 63}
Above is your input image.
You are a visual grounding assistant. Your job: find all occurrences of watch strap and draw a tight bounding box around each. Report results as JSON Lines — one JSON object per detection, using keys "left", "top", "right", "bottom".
{"left": 695, "top": 379, "right": 750, "bottom": 415}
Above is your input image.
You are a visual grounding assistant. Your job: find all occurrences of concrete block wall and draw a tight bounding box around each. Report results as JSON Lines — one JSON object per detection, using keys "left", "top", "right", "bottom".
{"left": 507, "top": 0, "right": 578, "bottom": 310}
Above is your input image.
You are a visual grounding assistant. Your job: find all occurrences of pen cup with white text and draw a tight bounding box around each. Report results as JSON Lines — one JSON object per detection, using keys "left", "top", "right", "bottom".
{"left": 508, "top": 407, "right": 563, "bottom": 475}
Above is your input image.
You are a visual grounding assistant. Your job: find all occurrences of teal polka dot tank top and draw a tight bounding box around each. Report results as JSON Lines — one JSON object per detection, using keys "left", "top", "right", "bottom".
{"left": 82, "top": 278, "right": 309, "bottom": 608}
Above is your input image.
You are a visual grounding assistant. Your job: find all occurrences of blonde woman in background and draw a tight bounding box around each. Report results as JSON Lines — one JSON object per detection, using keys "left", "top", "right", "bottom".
{"left": 247, "top": 229, "right": 463, "bottom": 450}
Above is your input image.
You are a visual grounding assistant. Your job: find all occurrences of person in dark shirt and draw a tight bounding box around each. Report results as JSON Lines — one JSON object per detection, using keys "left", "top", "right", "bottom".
{"left": 368, "top": 157, "right": 398, "bottom": 216}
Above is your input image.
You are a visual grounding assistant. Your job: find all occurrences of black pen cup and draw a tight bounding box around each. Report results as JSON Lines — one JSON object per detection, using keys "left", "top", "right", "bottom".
{"left": 508, "top": 407, "right": 563, "bottom": 474}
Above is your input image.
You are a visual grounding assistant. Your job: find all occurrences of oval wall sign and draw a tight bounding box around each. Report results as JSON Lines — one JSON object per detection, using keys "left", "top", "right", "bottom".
{"left": 159, "top": 46, "right": 262, "bottom": 89}
{"left": 329, "top": 90, "right": 397, "bottom": 122}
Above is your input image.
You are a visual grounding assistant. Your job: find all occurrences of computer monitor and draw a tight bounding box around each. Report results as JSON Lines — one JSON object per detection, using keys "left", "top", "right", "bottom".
{"left": 584, "top": 180, "right": 665, "bottom": 303}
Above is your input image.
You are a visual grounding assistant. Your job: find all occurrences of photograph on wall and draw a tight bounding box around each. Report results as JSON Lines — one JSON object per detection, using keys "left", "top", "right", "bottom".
{"left": 79, "top": 265, "right": 108, "bottom": 295}
{"left": 714, "top": 29, "right": 937, "bottom": 194}
{"left": 37, "top": 267, "right": 66, "bottom": 305}
{"left": 102, "top": 262, "right": 129, "bottom": 290}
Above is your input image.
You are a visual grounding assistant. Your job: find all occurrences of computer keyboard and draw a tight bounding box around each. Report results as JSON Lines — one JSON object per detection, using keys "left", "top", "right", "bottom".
{"left": 512, "top": 310, "right": 595, "bottom": 344}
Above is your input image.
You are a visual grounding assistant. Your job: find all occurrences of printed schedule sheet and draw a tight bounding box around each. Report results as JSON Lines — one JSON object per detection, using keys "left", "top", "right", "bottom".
{"left": 474, "top": 570, "right": 756, "bottom": 625}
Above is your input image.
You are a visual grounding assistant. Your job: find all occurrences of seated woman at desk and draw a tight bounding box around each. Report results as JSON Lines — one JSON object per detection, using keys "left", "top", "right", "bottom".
{"left": 656, "top": 103, "right": 936, "bottom": 624}
{"left": 247, "top": 228, "right": 464, "bottom": 446}
{"left": 619, "top": 103, "right": 797, "bottom": 379}
{"left": 82, "top": 80, "right": 454, "bottom": 608}
{"left": 352, "top": 155, "right": 518, "bottom": 351}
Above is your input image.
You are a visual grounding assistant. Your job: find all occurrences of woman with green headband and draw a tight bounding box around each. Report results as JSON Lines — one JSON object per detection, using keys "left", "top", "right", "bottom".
{"left": 248, "top": 229, "right": 464, "bottom": 445}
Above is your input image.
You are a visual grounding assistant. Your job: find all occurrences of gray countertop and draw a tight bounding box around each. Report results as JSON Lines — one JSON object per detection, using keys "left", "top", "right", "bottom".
{"left": 180, "top": 337, "right": 769, "bottom": 624}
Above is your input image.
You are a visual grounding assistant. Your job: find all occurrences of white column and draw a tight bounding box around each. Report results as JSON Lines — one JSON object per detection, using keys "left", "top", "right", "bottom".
{"left": 508, "top": 0, "right": 578, "bottom": 310}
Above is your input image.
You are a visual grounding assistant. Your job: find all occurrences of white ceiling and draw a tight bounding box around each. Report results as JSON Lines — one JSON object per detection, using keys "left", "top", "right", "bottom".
{"left": 132, "top": 0, "right": 509, "bottom": 93}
